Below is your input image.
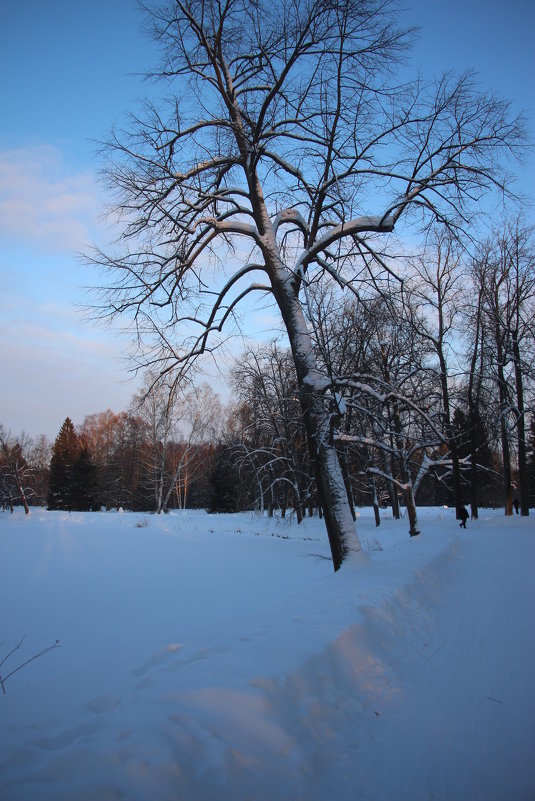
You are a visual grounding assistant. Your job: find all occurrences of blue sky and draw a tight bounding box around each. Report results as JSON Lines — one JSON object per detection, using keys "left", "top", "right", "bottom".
{"left": 1, "top": 0, "right": 534, "bottom": 440}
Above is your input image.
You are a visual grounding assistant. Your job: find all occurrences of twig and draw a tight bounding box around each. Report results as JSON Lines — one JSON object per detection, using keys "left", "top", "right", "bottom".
{"left": 0, "top": 636, "right": 26, "bottom": 671}
{"left": 0, "top": 638, "right": 61, "bottom": 695}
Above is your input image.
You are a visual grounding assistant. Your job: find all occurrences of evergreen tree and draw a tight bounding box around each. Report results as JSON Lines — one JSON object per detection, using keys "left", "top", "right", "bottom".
{"left": 72, "top": 446, "right": 98, "bottom": 511}
{"left": 47, "top": 418, "right": 97, "bottom": 511}
{"left": 208, "top": 445, "right": 240, "bottom": 513}
{"left": 48, "top": 418, "right": 78, "bottom": 510}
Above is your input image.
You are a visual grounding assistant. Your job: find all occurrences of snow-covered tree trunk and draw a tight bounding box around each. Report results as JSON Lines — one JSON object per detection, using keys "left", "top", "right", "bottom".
{"left": 269, "top": 268, "right": 363, "bottom": 568}
{"left": 388, "top": 392, "right": 420, "bottom": 537}
{"left": 402, "top": 481, "right": 420, "bottom": 538}
{"left": 494, "top": 318, "right": 513, "bottom": 515}
{"left": 370, "top": 474, "right": 381, "bottom": 528}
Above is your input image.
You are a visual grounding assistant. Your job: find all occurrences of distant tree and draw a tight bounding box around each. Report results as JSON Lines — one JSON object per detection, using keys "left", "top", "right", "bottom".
{"left": 80, "top": 409, "right": 122, "bottom": 509}
{"left": 80, "top": 409, "right": 147, "bottom": 509}
{"left": 47, "top": 418, "right": 78, "bottom": 511}
{"left": 0, "top": 426, "right": 32, "bottom": 514}
{"left": 474, "top": 221, "right": 535, "bottom": 515}
{"left": 209, "top": 443, "right": 241, "bottom": 513}
{"left": 27, "top": 434, "right": 52, "bottom": 507}
{"left": 462, "top": 258, "right": 492, "bottom": 518}
{"left": 47, "top": 418, "right": 97, "bottom": 511}
{"left": 405, "top": 233, "right": 467, "bottom": 513}
{"left": 133, "top": 376, "right": 222, "bottom": 513}
{"left": 72, "top": 446, "right": 98, "bottom": 511}
{"left": 452, "top": 405, "right": 497, "bottom": 510}
{"left": 162, "top": 384, "right": 222, "bottom": 511}
{"left": 231, "top": 343, "right": 313, "bottom": 520}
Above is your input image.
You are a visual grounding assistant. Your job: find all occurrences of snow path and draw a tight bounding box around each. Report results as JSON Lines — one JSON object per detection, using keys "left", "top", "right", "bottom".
{"left": 329, "top": 525, "right": 535, "bottom": 801}
{"left": 0, "top": 510, "right": 533, "bottom": 800}
{"left": 196, "top": 523, "right": 535, "bottom": 801}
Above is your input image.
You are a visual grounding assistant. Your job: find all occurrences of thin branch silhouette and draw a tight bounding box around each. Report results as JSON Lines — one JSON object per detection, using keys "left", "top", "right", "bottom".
{"left": 0, "top": 637, "right": 61, "bottom": 694}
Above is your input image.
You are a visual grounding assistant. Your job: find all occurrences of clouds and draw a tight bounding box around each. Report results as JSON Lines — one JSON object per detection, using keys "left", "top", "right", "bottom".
{"left": 0, "top": 145, "right": 102, "bottom": 252}
{"left": 0, "top": 143, "right": 141, "bottom": 438}
{"left": 0, "top": 313, "right": 138, "bottom": 440}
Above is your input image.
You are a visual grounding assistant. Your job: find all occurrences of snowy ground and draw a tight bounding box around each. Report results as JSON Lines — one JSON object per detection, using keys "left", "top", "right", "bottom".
{"left": 0, "top": 506, "right": 533, "bottom": 801}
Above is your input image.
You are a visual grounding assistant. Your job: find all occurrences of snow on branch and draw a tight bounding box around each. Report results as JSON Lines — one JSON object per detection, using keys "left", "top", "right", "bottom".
{"left": 296, "top": 215, "right": 395, "bottom": 273}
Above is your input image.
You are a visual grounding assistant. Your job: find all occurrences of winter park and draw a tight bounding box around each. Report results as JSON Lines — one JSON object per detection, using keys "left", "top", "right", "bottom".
{"left": 1, "top": 0, "right": 535, "bottom": 798}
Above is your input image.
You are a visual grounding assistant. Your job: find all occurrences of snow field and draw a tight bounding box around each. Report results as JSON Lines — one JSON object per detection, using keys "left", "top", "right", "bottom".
{"left": 0, "top": 507, "right": 534, "bottom": 800}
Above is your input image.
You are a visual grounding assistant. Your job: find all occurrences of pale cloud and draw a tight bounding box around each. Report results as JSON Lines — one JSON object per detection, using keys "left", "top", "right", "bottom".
{"left": 0, "top": 144, "right": 103, "bottom": 252}
{"left": 0, "top": 312, "right": 140, "bottom": 439}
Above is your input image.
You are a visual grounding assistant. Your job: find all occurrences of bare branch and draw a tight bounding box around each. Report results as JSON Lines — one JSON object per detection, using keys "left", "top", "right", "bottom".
{"left": 0, "top": 638, "right": 61, "bottom": 695}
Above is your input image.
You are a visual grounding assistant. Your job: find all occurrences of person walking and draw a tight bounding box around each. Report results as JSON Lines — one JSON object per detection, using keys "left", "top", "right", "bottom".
{"left": 458, "top": 506, "right": 469, "bottom": 529}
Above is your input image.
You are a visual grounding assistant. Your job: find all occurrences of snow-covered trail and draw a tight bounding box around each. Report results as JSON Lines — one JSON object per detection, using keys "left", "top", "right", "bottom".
{"left": 331, "top": 522, "right": 535, "bottom": 801}
{"left": 123, "top": 517, "right": 535, "bottom": 801}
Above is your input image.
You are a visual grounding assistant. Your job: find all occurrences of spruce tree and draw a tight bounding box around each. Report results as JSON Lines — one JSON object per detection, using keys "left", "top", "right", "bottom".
{"left": 48, "top": 418, "right": 79, "bottom": 510}
{"left": 72, "top": 446, "right": 97, "bottom": 511}
{"left": 208, "top": 445, "right": 240, "bottom": 513}
{"left": 47, "top": 418, "right": 97, "bottom": 511}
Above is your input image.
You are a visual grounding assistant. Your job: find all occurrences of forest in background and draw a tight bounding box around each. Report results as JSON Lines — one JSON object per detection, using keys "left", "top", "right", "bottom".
{"left": 2, "top": 220, "right": 534, "bottom": 523}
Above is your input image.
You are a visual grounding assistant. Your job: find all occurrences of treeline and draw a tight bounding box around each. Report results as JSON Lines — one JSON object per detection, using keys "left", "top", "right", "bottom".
{"left": 1, "top": 381, "right": 222, "bottom": 514}
{"left": 1, "top": 226, "right": 534, "bottom": 520}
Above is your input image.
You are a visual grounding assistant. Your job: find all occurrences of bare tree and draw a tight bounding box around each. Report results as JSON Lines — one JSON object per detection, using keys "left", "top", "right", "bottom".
{"left": 462, "top": 259, "right": 489, "bottom": 519}
{"left": 163, "top": 383, "right": 223, "bottom": 511}
{"left": 0, "top": 426, "right": 32, "bottom": 515}
{"left": 231, "top": 343, "right": 313, "bottom": 519}
{"left": 404, "top": 232, "right": 467, "bottom": 513}
{"left": 340, "top": 307, "right": 444, "bottom": 537}
{"left": 474, "top": 220, "right": 535, "bottom": 515}
{"left": 27, "top": 434, "right": 52, "bottom": 508}
{"left": 133, "top": 375, "right": 222, "bottom": 512}
{"left": 92, "top": 0, "right": 525, "bottom": 569}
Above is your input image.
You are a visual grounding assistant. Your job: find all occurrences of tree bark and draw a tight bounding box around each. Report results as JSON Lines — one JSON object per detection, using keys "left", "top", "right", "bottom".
{"left": 467, "top": 308, "right": 484, "bottom": 520}
{"left": 402, "top": 483, "right": 420, "bottom": 538}
{"left": 512, "top": 331, "right": 529, "bottom": 516}
{"left": 437, "top": 349, "right": 463, "bottom": 509}
{"left": 271, "top": 273, "right": 364, "bottom": 570}
{"left": 494, "top": 320, "right": 513, "bottom": 515}
{"left": 13, "top": 472, "right": 30, "bottom": 515}
{"left": 370, "top": 474, "right": 381, "bottom": 527}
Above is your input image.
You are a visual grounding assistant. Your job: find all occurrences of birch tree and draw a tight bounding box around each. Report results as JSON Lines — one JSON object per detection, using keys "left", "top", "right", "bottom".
{"left": 134, "top": 376, "right": 221, "bottom": 512}
{"left": 405, "top": 233, "right": 467, "bottom": 513}
{"left": 93, "top": 0, "right": 525, "bottom": 569}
